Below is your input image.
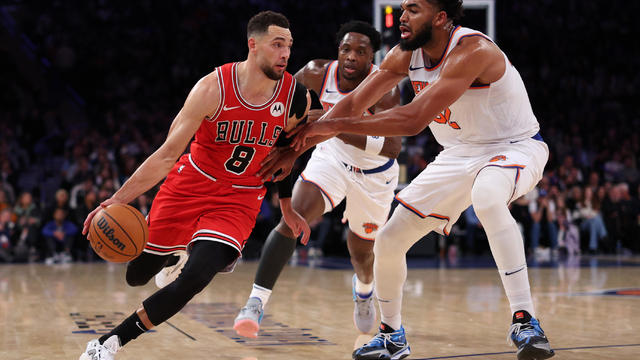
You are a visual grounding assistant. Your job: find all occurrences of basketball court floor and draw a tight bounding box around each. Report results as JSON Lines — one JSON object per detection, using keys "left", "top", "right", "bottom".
{"left": 1, "top": 254, "right": 639, "bottom": 359}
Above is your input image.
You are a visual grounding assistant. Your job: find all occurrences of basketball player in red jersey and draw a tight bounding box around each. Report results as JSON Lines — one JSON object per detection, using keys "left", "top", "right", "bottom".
{"left": 234, "top": 21, "right": 401, "bottom": 339}
{"left": 78, "top": 11, "right": 311, "bottom": 360}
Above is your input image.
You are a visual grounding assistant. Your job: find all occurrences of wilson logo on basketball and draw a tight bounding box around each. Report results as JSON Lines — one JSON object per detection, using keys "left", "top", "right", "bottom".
{"left": 490, "top": 155, "right": 507, "bottom": 162}
{"left": 96, "top": 217, "right": 126, "bottom": 251}
{"left": 362, "top": 223, "right": 379, "bottom": 234}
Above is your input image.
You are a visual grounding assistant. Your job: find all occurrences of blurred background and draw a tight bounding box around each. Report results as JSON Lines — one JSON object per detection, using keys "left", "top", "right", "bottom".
{"left": 0, "top": 0, "right": 638, "bottom": 265}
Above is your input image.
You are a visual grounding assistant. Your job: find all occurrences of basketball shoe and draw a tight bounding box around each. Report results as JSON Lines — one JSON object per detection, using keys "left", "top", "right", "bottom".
{"left": 352, "top": 274, "right": 376, "bottom": 333}
{"left": 233, "top": 297, "right": 264, "bottom": 338}
{"left": 508, "top": 310, "right": 555, "bottom": 360}
{"left": 78, "top": 335, "right": 120, "bottom": 360}
{"left": 155, "top": 251, "right": 188, "bottom": 288}
{"left": 352, "top": 323, "right": 410, "bottom": 360}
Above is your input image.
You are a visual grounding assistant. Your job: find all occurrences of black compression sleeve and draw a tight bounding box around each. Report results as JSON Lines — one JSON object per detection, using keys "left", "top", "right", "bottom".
{"left": 276, "top": 172, "right": 293, "bottom": 199}
{"left": 309, "top": 89, "right": 323, "bottom": 110}
{"left": 289, "top": 81, "right": 308, "bottom": 119}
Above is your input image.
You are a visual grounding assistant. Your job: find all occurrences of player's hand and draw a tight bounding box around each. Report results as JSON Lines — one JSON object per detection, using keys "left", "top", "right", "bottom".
{"left": 82, "top": 197, "right": 121, "bottom": 236}
{"left": 279, "top": 198, "right": 311, "bottom": 245}
{"left": 258, "top": 147, "right": 298, "bottom": 182}
{"left": 291, "top": 121, "right": 339, "bottom": 152}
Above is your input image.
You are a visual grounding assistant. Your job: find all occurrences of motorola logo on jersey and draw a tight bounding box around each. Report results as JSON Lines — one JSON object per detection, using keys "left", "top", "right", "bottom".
{"left": 270, "top": 102, "right": 284, "bottom": 117}
{"left": 214, "top": 120, "right": 283, "bottom": 148}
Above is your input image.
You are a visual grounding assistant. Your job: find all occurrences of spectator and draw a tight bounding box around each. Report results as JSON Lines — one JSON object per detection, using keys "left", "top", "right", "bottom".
{"left": 575, "top": 186, "right": 608, "bottom": 254}
{"left": 73, "top": 190, "right": 98, "bottom": 262}
{"left": 41, "top": 208, "right": 78, "bottom": 264}
{"left": 13, "top": 191, "right": 41, "bottom": 261}
{"left": 0, "top": 209, "right": 15, "bottom": 262}
{"left": 134, "top": 193, "right": 151, "bottom": 217}
{"left": 529, "top": 186, "right": 558, "bottom": 256}
{"left": 0, "top": 189, "right": 11, "bottom": 214}
{"left": 70, "top": 177, "right": 98, "bottom": 209}
{"left": 42, "top": 188, "right": 71, "bottom": 224}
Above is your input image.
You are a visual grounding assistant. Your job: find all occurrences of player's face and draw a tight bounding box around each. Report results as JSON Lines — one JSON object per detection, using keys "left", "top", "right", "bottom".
{"left": 337, "top": 32, "right": 374, "bottom": 81}
{"left": 254, "top": 25, "right": 293, "bottom": 80}
{"left": 399, "top": 0, "right": 439, "bottom": 50}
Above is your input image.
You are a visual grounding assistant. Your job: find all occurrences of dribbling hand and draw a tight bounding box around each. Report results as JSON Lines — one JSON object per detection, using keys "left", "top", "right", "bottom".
{"left": 82, "top": 198, "right": 121, "bottom": 236}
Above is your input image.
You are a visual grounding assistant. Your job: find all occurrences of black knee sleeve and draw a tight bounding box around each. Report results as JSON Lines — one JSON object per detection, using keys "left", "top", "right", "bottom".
{"left": 254, "top": 229, "right": 297, "bottom": 290}
{"left": 126, "top": 252, "right": 170, "bottom": 287}
{"left": 142, "top": 241, "right": 238, "bottom": 325}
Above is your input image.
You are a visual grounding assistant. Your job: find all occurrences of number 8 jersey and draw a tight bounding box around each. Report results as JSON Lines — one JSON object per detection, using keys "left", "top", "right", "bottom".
{"left": 190, "top": 62, "right": 296, "bottom": 187}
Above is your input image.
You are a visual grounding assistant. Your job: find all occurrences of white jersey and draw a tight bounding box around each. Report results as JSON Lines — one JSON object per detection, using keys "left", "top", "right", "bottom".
{"left": 318, "top": 60, "right": 390, "bottom": 169}
{"left": 408, "top": 26, "right": 540, "bottom": 151}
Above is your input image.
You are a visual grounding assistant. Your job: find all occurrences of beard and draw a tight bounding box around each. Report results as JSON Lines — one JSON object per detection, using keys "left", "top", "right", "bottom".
{"left": 260, "top": 63, "right": 284, "bottom": 80}
{"left": 399, "top": 22, "right": 433, "bottom": 51}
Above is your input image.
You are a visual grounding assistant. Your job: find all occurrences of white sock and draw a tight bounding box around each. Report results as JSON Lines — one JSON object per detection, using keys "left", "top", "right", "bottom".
{"left": 249, "top": 283, "right": 272, "bottom": 307}
{"left": 354, "top": 275, "right": 374, "bottom": 298}
{"left": 484, "top": 222, "right": 536, "bottom": 318}
{"left": 378, "top": 296, "right": 403, "bottom": 330}
{"left": 498, "top": 264, "right": 535, "bottom": 317}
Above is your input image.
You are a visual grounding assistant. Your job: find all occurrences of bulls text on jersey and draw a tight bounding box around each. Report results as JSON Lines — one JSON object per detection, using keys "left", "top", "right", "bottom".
{"left": 213, "top": 120, "right": 283, "bottom": 148}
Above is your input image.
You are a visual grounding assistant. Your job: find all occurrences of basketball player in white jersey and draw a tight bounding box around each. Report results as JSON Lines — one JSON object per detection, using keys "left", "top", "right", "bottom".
{"left": 233, "top": 21, "right": 402, "bottom": 338}
{"left": 288, "top": 1, "right": 555, "bottom": 359}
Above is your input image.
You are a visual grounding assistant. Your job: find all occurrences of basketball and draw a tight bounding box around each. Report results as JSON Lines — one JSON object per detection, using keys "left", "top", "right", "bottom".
{"left": 88, "top": 203, "right": 148, "bottom": 263}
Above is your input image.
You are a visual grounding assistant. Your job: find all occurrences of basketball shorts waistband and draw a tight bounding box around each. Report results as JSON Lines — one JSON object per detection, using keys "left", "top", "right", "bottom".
{"left": 342, "top": 158, "right": 395, "bottom": 174}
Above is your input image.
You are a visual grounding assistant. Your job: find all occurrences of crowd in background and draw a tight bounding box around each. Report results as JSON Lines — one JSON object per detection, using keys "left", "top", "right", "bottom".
{"left": 0, "top": 0, "right": 638, "bottom": 264}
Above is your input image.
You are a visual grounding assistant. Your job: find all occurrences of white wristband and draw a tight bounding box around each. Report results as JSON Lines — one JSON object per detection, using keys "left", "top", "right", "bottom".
{"left": 365, "top": 136, "right": 385, "bottom": 155}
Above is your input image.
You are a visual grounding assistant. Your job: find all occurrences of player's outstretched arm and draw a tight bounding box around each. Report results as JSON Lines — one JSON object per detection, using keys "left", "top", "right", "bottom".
{"left": 335, "top": 84, "right": 403, "bottom": 158}
{"left": 82, "top": 72, "right": 221, "bottom": 235}
{"left": 293, "top": 38, "right": 501, "bottom": 146}
{"left": 274, "top": 83, "right": 312, "bottom": 245}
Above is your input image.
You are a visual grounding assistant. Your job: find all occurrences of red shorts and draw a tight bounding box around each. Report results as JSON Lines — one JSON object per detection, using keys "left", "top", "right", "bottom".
{"left": 144, "top": 154, "right": 266, "bottom": 256}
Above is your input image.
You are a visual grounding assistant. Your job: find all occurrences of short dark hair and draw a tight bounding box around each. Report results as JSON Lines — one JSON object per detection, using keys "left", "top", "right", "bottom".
{"left": 336, "top": 20, "right": 381, "bottom": 52}
{"left": 247, "top": 11, "right": 290, "bottom": 39}
{"left": 427, "top": 0, "right": 464, "bottom": 23}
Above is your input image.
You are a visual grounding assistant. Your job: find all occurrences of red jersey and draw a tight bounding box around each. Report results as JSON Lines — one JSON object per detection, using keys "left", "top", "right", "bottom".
{"left": 189, "top": 62, "right": 296, "bottom": 187}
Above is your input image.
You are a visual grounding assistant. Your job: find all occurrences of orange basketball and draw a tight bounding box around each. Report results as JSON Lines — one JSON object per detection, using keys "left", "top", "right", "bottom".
{"left": 88, "top": 203, "right": 148, "bottom": 263}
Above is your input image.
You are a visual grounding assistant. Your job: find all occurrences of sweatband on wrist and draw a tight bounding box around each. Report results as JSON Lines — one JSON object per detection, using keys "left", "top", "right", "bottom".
{"left": 276, "top": 173, "right": 293, "bottom": 199}
{"left": 365, "top": 136, "right": 385, "bottom": 155}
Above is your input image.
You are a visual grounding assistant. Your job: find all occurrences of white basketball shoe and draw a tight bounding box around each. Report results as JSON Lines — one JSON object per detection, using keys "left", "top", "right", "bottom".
{"left": 79, "top": 335, "right": 120, "bottom": 360}
{"left": 155, "top": 251, "right": 188, "bottom": 288}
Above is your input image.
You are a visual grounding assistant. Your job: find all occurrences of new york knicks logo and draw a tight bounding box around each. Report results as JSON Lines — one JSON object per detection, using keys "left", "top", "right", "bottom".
{"left": 362, "top": 223, "right": 379, "bottom": 234}
{"left": 490, "top": 155, "right": 507, "bottom": 162}
{"left": 270, "top": 102, "right": 284, "bottom": 117}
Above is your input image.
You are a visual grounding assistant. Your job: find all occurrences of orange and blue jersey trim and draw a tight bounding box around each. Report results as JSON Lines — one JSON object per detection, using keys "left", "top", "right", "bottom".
{"left": 300, "top": 173, "right": 335, "bottom": 209}
{"left": 352, "top": 232, "right": 375, "bottom": 242}
{"left": 469, "top": 83, "right": 490, "bottom": 89}
{"left": 424, "top": 26, "right": 461, "bottom": 72}
{"left": 318, "top": 61, "right": 332, "bottom": 97}
{"left": 394, "top": 195, "right": 451, "bottom": 236}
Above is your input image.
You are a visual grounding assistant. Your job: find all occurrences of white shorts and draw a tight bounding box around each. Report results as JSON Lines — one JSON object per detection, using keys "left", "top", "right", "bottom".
{"left": 396, "top": 137, "right": 549, "bottom": 235}
{"left": 299, "top": 147, "right": 399, "bottom": 240}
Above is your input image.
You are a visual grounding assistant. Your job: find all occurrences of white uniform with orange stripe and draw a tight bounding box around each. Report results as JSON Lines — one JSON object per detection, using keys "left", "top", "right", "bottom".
{"left": 299, "top": 60, "right": 399, "bottom": 240}
{"left": 395, "top": 26, "right": 549, "bottom": 235}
